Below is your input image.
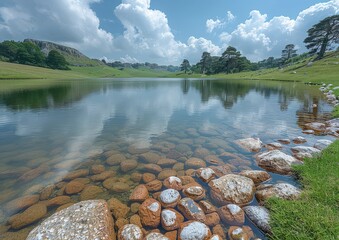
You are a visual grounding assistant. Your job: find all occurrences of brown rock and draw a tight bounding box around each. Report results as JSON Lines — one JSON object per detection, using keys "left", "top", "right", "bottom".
{"left": 159, "top": 189, "right": 181, "bottom": 208}
{"left": 293, "top": 137, "right": 307, "bottom": 144}
{"left": 146, "top": 180, "right": 163, "bottom": 192}
{"left": 131, "top": 203, "right": 140, "bottom": 214}
{"left": 218, "top": 204, "right": 244, "bottom": 226}
{"left": 143, "top": 173, "right": 156, "bottom": 183}
{"left": 193, "top": 148, "right": 210, "bottom": 158}
{"left": 164, "top": 230, "right": 177, "bottom": 240}
{"left": 157, "top": 158, "right": 177, "bottom": 167}
{"left": 199, "top": 201, "right": 217, "bottom": 214}
{"left": 103, "top": 178, "right": 116, "bottom": 190}
{"left": 47, "top": 196, "right": 72, "bottom": 207}
{"left": 144, "top": 164, "right": 163, "bottom": 174}
{"left": 278, "top": 139, "right": 290, "bottom": 144}
{"left": 107, "top": 197, "right": 130, "bottom": 219}
{"left": 163, "top": 176, "right": 183, "bottom": 190}
{"left": 56, "top": 203, "right": 74, "bottom": 212}
{"left": 266, "top": 142, "right": 283, "bottom": 150}
{"left": 173, "top": 162, "right": 185, "bottom": 171}
{"left": 18, "top": 163, "right": 49, "bottom": 182}
{"left": 131, "top": 172, "right": 143, "bottom": 183}
{"left": 177, "top": 198, "right": 206, "bottom": 222}
{"left": 182, "top": 183, "right": 205, "bottom": 201}
{"left": 90, "top": 170, "right": 115, "bottom": 181}
{"left": 115, "top": 218, "right": 129, "bottom": 229}
{"left": 185, "top": 169, "right": 195, "bottom": 176}
{"left": 158, "top": 169, "right": 177, "bottom": 181}
{"left": 4, "top": 194, "right": 40, "bottom": 214}
{"left": 210, "top": 165, "right": 233, "bottom": 178}
{"left": 195, "top": 168, "right": 216, "bottom": 183}
{"left": 65, "top": 181, "right": 85, "bottom": 195}
{"left": 161, "top": 208, "right": 184, "bottom": 231}
{"left": 228, "top": 226, "right": 250, "bottom": 240}
{"left": 239, "top": 170, "right": 271, "bottom": 185}
{"left": 39, "top": 185, "right": 55, "bottom": 200}
{"left": 139, "top": 198, "right": 161, "bottom": 228}
{"left": 80, "top": 185, "right": 104, "bottom": 201}
{"left": 209, "top": 174, "right": 255, "bottom": 206}
{"left": 121, "top": 160, "right": 138, "bottom": 173}
{"left": 9, "top": 203, "right": 47, "bottom": 229}
{"left": 179, "top": 176, "right": 195, "bottom": 185}
{"left": 166, "top": 150, "right": 184, "bottom": 160}
{"left": 204, "top": 155, "right": 223, "bottom": 165}
{"left": 212, "top": 224, "right": 226, "bottom": 239}
{"left": 140, "top": 152, "right": 162, "bottom": 164}
{"left": 205, "top": 212, "right": 220, "bottom": 227}
{"left": 90, "top": 164, "right": 105, "bottom": 174}
{"left": 130, "top": 214, "right": 142, "bottom": 228}
{"left": 112, "top": 182, "right": 130, "bottom": 193}
{"left": 106, "top": 153, "right": 126, "bottom": 166}
{"left": 118, "top": 224, "right": 143, "bottom": 240}
{"left": 185, "top": 157, "right": 206, "bottom": 169}
{"left": 178, "top": 221, "right": 211, "bottom": 240}
{"left": 129, "top": 184, "right": 149, "bottom": 202}
{"left": 63, "top": 169, "right": 89, "bottom": 181}
{"left": 73, "top": 177, "right": 90, "bottom": 185}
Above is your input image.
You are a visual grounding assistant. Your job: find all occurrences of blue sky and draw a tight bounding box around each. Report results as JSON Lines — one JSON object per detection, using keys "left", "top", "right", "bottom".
{"left": 0, "top": 0, "right": 338, "bottom": 65}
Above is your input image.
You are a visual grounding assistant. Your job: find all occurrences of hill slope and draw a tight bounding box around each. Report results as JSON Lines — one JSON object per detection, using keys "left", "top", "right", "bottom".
{"left": 24, "top": 39, "right": 104, "bottom": 67}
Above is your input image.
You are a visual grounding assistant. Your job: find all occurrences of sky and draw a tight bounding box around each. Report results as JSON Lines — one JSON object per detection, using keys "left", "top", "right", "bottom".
{"left": 0, "top": 0, "right": 338, "bottom": 65}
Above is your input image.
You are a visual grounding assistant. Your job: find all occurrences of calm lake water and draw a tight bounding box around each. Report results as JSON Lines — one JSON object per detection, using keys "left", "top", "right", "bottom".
{"left": 0, "top": 78, "right": 335, "bottom": 239}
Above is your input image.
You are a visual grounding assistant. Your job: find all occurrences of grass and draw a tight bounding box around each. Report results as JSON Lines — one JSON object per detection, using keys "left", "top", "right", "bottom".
{"left": 267, "top": 141, "right": 339, "bottom": 240}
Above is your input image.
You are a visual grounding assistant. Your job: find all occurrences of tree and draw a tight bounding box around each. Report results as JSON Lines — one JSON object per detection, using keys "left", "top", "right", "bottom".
{"left": 46, "top": 50, "right": 69, "bottom": 70}
{"left": 199, "top": 52, "right": 212, "bottom": 74}
{"left": 180, "top": 59, "right": 191, "bottom": 73}
{"left": 221, "top": 46, "right": 241, "bottom": 73}
{"left": 304, "top": 15, "right": 339, "bottom": 60}
{"left": 281, "top": 44, "right": 297, "bottom": 62}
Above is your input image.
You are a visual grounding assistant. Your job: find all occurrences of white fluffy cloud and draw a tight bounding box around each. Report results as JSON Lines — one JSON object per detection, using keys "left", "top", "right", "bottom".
{"left": 206, "top": 19, "right": 223, "bottom": 33}
{"left": 227, "top": 11, "right": 235, "bottom": 21}
{"left": 220, "top": 0, "right": 339, "bottom": 61}
{"left": 0, "top": 0, "right": 114, "bottom": 57}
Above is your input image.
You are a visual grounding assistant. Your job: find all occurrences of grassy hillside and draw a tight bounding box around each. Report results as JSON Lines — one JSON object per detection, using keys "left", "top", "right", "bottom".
{"left": 0, "top": 61, "right": 174, "bottom": 80}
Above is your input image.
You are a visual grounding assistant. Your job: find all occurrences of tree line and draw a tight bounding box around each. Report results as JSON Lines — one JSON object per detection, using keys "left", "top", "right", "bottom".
{"left": 0, "top": 40, "right": 70, "bottom": 70}
{"left": 181, "top": 15, "right": 338, "bottom": 74}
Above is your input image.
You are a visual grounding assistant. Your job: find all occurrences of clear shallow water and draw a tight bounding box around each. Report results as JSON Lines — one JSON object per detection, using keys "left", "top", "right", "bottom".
{"left": 0, "top": 78, "right": 335, "bottom": 239}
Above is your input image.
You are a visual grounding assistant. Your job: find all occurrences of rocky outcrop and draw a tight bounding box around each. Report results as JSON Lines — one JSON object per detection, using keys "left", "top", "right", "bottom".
{"left": 26, "top": 200, "right": 116, "bottom": 240}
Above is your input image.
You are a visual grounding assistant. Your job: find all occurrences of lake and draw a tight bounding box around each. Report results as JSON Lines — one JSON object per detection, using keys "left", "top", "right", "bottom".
{"left": 0, "top": 78, "right": 335, "bottom": 239}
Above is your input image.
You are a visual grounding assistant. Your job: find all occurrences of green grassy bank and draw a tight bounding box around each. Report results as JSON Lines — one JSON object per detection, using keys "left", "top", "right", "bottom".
{"left": 267, "top": 141, "right": 339, "bottom": 239}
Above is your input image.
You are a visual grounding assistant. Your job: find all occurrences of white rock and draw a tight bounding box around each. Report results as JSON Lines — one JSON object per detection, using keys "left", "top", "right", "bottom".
{"left": 168, "top": 176, "right": 181, "bottom": 184}
{"left": 147, "top": 202, "right": 160, "bottom": 212}
{"left": 291, "top": 146, "right": 321, "bottom": 159}
{"left": 200, "top": 168, "right": 215, "bottom": 180}
{"left": 160, "top": 189, "right": 180, "bottom": 204}
{"left": 227, "top": 204, "right": 242, "bottom": 215}
{"left": 314, "top": 139, "right": 333, "bottom": 150}
{"left": 120, "top": 224, "right": 142, "bottom": 240}
{"left": 235, "top": 138, "right": 263, "bottom": 152}
{"left": 145, "top": 233, "right": 169, "bottom": 240}
{"left": 180, "top": 221, "right": 211, "bottom": 240}
{"left": 243, "top": 206, "right": 271, "bottom": 233}
{"left": 161, "top": 209, "right": 177, "bottom": 227}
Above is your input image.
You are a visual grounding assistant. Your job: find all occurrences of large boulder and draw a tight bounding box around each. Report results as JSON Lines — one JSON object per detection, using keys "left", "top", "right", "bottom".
{"left": 256, "top": 150, "right": 303, "bottom": 175}
{"left": 26, "top": 200, "right": 116, "bottom": 240}
{"left": 256, "top": 183, "right": 301, "bottom": 202}
{"left": 209, "top": 174, "right": 255, "bottom": 206}
{"left": 243, "top": 206, "right": 271, "bottom": 233}
{"left": 235, "top": 138, "right": 263, "bottom": 152}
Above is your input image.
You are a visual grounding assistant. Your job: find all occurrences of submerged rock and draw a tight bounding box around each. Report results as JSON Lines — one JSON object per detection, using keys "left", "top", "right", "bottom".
{"left": 9, "top": 203, "right": 47, "bottom": 229}
{"left": 304, "top": 122, "right": 326, "bottom": 132}
{"left": 159, "top": 189, "right": 181, "bottom": 208}
{"left": 178, "top": 198, "right": 206, "bottom": 222}
{"left": 139, "top": 198, "right": 161, "bottom": 228}
{"left": 243, "top": 206, "right": 271, "bottom": 233}
{"left": 218, "top": 204, "right": 244, "bottom": 226}
{"left": 145, "top": 233, "right": 169, "bottom": 240}
{"left": 256, "top": 150, "right": 303, "bottom": 175}
{"left": 209, "top": 174, "right": 255, "bottom": 206}
{"left": 235, "top": 138, "right": 263, "bottom": 152}
{"left": 161, "top": 208, "right": 184, "bottom": 231}
{"left": 26, "top": 200, "right": 116, "bottom": 240}
{"left": 239, "top": 170, "right": 271, "bottom": 185}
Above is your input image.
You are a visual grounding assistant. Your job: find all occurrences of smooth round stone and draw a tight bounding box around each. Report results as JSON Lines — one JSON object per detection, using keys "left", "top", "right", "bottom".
{"left": 179, "top": 221, "right": 212, "bottom": 240}
{"left": 118, "top": 224, "right": 143, "bottom": 240}
{"left": 159, "top": 189, "right": 181, "bottom": 208}
{"left": 111, "top": 182, "right": 130, "bottom": 193}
